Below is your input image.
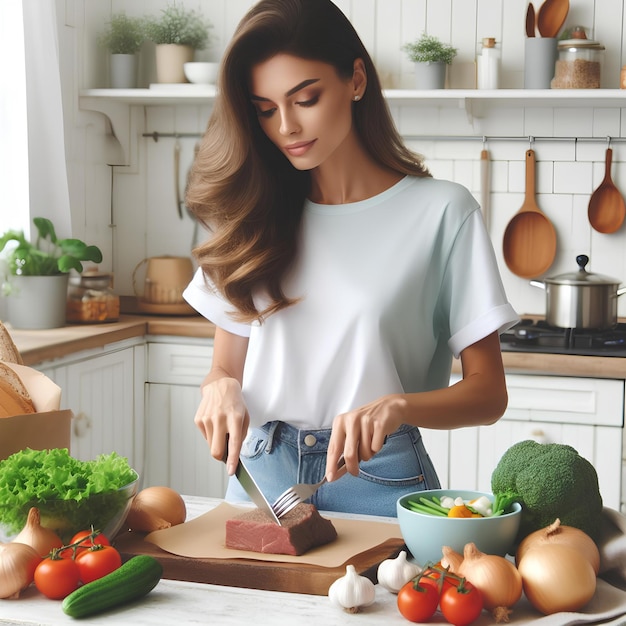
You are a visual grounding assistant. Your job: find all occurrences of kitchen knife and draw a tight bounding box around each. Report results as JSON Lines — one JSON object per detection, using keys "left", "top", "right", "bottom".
{"left": 234, "top": 457, "right": 282, "bottom": 525}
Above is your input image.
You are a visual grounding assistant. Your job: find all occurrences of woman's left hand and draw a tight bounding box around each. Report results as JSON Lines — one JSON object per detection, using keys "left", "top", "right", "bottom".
{"left": 326, "top": 394, "right": 406, "bottom": 480}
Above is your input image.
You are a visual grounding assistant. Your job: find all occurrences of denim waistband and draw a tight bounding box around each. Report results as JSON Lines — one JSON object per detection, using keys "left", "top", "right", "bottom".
{"left": 258, "top": 421, "right": 418, "bottom": 454}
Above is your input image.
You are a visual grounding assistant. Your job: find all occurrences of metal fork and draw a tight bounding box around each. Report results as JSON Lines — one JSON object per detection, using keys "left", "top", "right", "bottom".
{"left": 272, "top": 456, "right": 346, "bottom": 518}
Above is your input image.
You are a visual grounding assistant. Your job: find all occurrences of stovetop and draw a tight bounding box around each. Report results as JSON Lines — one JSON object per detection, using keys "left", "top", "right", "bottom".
{"left": 500, "top": 319, "right": 626, "bottom": 357}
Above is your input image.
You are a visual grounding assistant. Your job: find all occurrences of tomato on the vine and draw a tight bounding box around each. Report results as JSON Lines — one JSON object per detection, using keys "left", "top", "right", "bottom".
{"left": 34, "top": 556, "right": 81, "bottom": 599}
{"left": 440, "top": 579, "right": 484, "bottom": 626}
{"left": 421, "top": 566, "right": 456, "bottom": 594}
{"left": 75, "top": 544, "right": 122, "bottom": 583}
{"left": 397, "top": 577, "right": 440, "bottom": 623}
{"left": 60, "top": 529, "right": 111, "bottom": 558}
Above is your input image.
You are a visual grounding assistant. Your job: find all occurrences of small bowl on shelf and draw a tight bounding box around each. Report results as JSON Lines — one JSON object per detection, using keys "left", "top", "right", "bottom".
{"left": 397, "top": 488, "right": 522, "bottom": 565}
{"left": 183, "top": 62, "right": 219, "bottom": 85}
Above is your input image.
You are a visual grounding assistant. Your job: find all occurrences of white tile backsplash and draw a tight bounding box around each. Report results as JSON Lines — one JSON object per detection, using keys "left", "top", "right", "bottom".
{"left": 57, "top": 0, "right": 626, "bottom": 320}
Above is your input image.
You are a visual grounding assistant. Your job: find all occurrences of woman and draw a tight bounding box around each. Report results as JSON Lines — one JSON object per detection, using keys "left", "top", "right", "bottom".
{"left": 183, "top": 0, "right": 518, "bottom": 517}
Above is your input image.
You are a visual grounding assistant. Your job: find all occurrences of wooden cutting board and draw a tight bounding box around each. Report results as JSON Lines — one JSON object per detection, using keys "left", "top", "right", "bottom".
{"left": 114, "top": 529, "right": 405, "bottom": 596}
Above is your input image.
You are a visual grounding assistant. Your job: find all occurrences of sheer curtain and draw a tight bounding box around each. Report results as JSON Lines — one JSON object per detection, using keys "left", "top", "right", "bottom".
{"left": 0, "top": 0, "right": 71, "bottom": 238}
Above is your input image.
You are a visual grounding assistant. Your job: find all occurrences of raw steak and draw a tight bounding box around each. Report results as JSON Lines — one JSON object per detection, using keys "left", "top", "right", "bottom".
{"left": 225, "top": 503, "right": 337, "bottom": 556}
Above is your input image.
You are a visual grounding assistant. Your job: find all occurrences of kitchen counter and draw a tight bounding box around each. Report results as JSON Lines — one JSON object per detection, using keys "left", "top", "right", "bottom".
{"left": 7, "top": 313, "right": 626, "bottom": 379}
{"left": 2, "top": 496, "right": 405, "bottom": 626}
{"left": 5, "top": 496, "right": 626, "bottom": 626}
{"left": 6, "top": 313, "right": 215, "bottom": 366}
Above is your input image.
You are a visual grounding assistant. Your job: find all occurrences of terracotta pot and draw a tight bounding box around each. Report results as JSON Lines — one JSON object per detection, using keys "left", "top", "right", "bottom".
{"left": 155, "top": 44, "right": 194, "bottom": 83}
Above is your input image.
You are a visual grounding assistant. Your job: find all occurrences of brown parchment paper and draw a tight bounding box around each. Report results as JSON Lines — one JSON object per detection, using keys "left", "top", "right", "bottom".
{"left": 145, "top": 502, "right": 403, "bottom": 568}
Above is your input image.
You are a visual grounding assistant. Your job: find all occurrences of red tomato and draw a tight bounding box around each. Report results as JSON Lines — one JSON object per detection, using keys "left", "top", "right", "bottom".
{"left": 75, "top": 545, "right": 122, "bottom": 583}
{"left": 60, "top": 529, "right": 111, "bottom": 559}
{"left": 440, "top": 580, "right": 484, "bottom": 626}
{"left": 397, "top": 578, "right": 440, "bottom": 623}
{"left": 34, "top": 556, "right": 81, "bottom": 599}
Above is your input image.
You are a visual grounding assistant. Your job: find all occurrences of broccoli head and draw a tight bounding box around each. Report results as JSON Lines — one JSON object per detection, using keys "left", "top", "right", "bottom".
{"left": 491, "top": 440, "right": 603, "bottom": 543}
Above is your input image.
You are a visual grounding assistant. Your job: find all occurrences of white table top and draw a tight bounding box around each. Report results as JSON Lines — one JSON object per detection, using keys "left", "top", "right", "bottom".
{"left": 1, "top": 497, "right": 406, "bottom": 626}
{"left": 4, "top": 497, "right": 626, "bottom": 626}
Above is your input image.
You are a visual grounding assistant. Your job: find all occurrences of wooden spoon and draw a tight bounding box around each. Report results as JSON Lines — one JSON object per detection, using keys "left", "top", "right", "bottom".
{"left": 526, "top": 3, "right": 536, "bottom": 37}
{"left": 588, "top": 148, "right": 626, "bottom": 234}
{"left": 503, "top": 149, "right": 557, "bottom": 278}
{"left": 537, "top": 0, "right": 569, "bottom": 38}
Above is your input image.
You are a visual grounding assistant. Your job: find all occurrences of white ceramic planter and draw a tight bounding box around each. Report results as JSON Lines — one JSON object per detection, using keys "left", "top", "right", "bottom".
{"left": 7, "top": 274, "right": 69, "bottom": 329}
{"left": 414, "top": 61, "right": 447, "bottom": 89}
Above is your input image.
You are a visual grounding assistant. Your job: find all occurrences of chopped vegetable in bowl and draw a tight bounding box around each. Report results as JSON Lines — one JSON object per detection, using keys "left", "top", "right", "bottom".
{"left": 0, "top": 448, "right": 138, "bottom": 540}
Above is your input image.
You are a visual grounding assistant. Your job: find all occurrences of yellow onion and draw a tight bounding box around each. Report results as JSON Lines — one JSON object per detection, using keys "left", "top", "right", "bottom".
{"left": 13, "top": 507, "right": 63, "bottom": 557}
{"left": 516, "top": 518, "right": 600, "bottom": 574}
{"left": 126, "top": 486, "right": 186, "bottom": 532}
{"left": 440, "top": 545, "right": 463, "bottom": 573}
{"left": 457, "top": 542, "right": 523, "bottom": 623}
{"left": 0, "top": 542, "right": 41, "bottom": 599}
{"left": 517, "top": 543, "right": 596, "bottom": 615}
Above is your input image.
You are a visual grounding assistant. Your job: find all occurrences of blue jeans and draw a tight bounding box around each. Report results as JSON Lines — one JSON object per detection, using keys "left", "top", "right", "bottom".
{"left": 225, "top": 421, "right": 441, "bottom": 517}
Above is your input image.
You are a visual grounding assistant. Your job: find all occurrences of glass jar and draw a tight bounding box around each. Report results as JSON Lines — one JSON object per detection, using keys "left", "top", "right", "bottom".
{"left": 552, "top": 28, "right": 604, "bottom": 89}
{"left": 476, "top": 37, "right": 500, "bottom": 90}
{"left": 66, "top": 272, "right": 120, "bottom": 323}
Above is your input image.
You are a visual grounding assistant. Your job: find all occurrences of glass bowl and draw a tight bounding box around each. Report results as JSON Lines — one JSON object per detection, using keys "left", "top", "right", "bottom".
{"left": 0, "top": 472, "right": 139, "bottom": 543}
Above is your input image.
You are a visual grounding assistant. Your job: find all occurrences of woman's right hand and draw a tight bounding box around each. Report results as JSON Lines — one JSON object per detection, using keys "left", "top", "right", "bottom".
{"left": 194, "top": 376, "right": 250, "bottom": 475}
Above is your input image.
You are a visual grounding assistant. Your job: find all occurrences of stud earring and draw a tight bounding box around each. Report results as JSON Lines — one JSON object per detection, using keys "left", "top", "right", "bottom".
{"left": 353, "top": 95, "right": 361, "bottom": 101}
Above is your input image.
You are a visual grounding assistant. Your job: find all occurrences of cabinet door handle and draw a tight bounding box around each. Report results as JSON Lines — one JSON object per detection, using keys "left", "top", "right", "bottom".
{"left": 73, "top": 412, "right": 92, "bottom": 438}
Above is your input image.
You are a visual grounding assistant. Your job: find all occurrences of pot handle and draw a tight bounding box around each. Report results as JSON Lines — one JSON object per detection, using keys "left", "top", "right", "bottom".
{"left": 617, "top": 286, "right": 626, "bottom": 297}
{"left": 529, "top": 280, "right": 546, "bottom": 290}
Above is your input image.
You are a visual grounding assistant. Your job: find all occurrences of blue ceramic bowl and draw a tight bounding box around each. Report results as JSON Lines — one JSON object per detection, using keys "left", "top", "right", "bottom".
{"left": 397, "top": 489, "right": 521, "bottom": 566}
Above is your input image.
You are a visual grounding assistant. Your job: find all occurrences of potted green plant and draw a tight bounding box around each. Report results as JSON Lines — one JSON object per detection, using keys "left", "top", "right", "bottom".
{"left": 98, "top": 12, "right": 146, "bottom": 88}
{"left": 145, "top": 4, "right": 213, "bottom": 84}
{"left": 402, "top": 33, "right": 458, "bottom": 89}
{"left": 0, "top": 217, "right": 103, "bottom": 330}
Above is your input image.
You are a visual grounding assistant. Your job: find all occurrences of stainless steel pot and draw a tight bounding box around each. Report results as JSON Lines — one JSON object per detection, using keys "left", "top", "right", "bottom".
{"left": 530, "top": 254, "right": 626, "bottom": 329}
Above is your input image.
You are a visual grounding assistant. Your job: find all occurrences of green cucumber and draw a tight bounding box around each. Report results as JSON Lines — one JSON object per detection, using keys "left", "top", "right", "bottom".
{"left": 62, "top": 555, "right": 163, "bottom": 618}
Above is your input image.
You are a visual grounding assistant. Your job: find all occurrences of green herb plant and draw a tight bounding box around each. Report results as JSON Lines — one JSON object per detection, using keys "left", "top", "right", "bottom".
{"left": 0, "top": 448, "right": 138, "bottom": 539}
{"left": 145, "top": 4, "right": 213, "bottom": 50}
{"left": 98, "top": 12, "right": 145, "bottom": 55}
{"left": 402, "top": 33, "right": 458, "bottom": 65}
{"left": 0, "top": 217, "right": 103, "bottom": 278}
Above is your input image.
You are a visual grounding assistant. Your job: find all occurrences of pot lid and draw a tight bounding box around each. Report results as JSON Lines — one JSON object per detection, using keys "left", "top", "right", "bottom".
{"left": 544, "top": 255, "right": 621, "bottom": 286}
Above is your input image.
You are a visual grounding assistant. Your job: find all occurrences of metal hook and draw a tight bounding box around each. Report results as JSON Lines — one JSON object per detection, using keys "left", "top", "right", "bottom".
{"left": 482, "top": 135, "right": 487, "bottom": 150}
{"left": 528, "top": 136, "right": 534, "bottom": 150}
{"left": 607, "top": 136, "right": 612, "bottom": 148}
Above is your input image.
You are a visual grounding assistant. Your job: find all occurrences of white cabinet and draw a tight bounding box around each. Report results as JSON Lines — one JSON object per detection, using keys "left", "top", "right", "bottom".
{"left": 421, "top": 374, "right": 625, "bottom": 510}
{"left": 37, "top": 341, "right": 145, "bottom": 476}
{"left": 144, "top": 339, "right": 229, "bottom": 498}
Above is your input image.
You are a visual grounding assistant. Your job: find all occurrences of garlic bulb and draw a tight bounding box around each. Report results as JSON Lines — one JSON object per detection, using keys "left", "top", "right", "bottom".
{"left": 328, "top": 564, "right": 376, "bottom": 613}
{"left": 377, "top": 550, "right": 421, "bottom": 593}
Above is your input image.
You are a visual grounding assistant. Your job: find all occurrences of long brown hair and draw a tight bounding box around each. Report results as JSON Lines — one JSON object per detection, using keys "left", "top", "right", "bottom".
{"left": 186, "top": 0, "right": 430, "bottom": 323}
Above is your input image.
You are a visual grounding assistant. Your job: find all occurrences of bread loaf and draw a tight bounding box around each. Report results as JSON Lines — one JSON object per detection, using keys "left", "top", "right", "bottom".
{"left": 0, "top": 322, "right": 23, "bottom": 364}
{"left": 0, "top": 362, "right": 36, "bottom": 417}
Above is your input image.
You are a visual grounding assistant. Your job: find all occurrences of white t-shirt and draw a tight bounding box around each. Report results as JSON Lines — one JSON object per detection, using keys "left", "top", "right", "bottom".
{"left": 183, "top": 175, "right": 519, "bottom": 430}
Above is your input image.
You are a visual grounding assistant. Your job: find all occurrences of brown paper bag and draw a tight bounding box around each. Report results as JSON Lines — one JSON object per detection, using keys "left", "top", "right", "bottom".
{"left": 0, "top": 362, "right": 71, "bottom": 460}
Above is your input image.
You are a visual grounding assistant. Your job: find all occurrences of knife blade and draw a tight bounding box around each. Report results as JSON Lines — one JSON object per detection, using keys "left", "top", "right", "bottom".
{"left": 234, "top": 457, "right": 282, "bottom": 525}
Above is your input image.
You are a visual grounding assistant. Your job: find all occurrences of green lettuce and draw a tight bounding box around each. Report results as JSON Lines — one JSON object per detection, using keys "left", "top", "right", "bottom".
{"left": 0, "top": 448, "right": 138, "bottom": 538}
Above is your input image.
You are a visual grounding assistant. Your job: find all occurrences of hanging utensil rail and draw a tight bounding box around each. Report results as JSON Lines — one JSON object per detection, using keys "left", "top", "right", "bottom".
{"left": 142, "top": 132, "right": 626, "bottom": 143}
